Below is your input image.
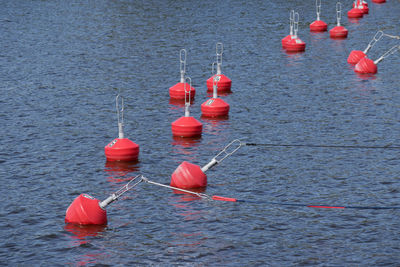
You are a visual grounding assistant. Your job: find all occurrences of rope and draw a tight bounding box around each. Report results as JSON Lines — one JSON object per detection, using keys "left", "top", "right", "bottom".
{"left": 244, "top": 142, "right": 400, "bottom": 150}
{"left": 383, "top": 33, "right": 400, "bottom": 40}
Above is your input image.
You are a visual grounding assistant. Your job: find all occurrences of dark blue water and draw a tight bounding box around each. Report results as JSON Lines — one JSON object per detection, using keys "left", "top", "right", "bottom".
{"left": 1, "top": 0, "right": 400, "bottom": 265}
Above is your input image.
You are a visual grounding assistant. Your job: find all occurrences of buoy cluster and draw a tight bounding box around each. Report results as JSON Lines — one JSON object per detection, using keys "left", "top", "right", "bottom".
{"left": 283, "top": 0, "right": 400, "bottom": 75}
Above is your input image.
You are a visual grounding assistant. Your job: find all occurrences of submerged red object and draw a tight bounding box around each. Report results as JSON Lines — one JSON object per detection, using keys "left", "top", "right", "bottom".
{"left": 170, "top": 161, "right": 207, "bottom": 189}
{"left": 354, "top": 57, "right": 377, "bottom": 74}
{"left": 65, "top": 194, "right": 107, "bottom": 225}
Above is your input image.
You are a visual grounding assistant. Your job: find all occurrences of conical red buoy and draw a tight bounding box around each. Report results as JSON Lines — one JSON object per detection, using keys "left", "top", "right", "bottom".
{"left": 354, "top": 45, "right": 400, "bottom": 74}
{"left": 171, "top": 77, "right": 203, "bottom": 138}
{"left": 105, "top": 95, "right": 139, "bottom": 162}
{"left": 206, "top": 43, "right": 232, "bottom": 93}
{"left": 170, "top": 140, "right": 243, "bottom": 189}
{"left": 347, "top": 50, "right": 366, "bottom": 64}
{"left": 347, "top": 30, "right": 383, "bottom": 64}
{"left": 201, "top": 75, "right": 230, "bottom": 118}
{"left": 285, "top": 12, "right": 306, "bottom": 52}
{"left": 65, "top": 194, "right": 107, "bottom": 225}
{"left": 310, "top": 0, "right": 328, "bottom": 32}
{"left": 170, "top": 161, "right": 207, "bottom": 189}
{"left": 330, "top": 3, "right": 348, "bottom": 39}
{"left": 282, "top": 10, "right": 295, "bottom": 48}
{"left": 65, "top": 176, "right": 143, "bottom": 225}
{"left": 169, "top": 49, "right": 196, "bottom": 100}
{"left": 347, "top": 8, "right": 364, "bottom": 18}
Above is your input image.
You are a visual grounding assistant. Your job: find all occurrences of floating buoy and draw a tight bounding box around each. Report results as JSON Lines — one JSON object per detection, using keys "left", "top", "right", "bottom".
{"left": 169, "top": 49, "right": 196, "bottom": 100}
{"left": 282, "top": 10, "right": 295, "bottom": 48}
{"left": 201, "top": 74, "right": 230, "bottom": 118}
{"left": 170, "top": 139, "right": 243, "bottom": 189}
{"left": 285, "top": 12, "right": 306, "bottom": 52}
{"left": 372, "top": 0, "right": 385, "bottom": 3}
{"left": 353, "top": 0, "right": 369, "bottom": 13}
{"left": 65, "top": 176, "right": 143, "bottom": 225}
{"left": 355, "top": 45, "right": 400, "bottom": 74}
{"left": 310, "top": 0, "right": 328, "bottom": 32}
{"left": 330, "top": 3, "right": 348, "bottom": 39}
{"left": 347, "top": 30, "right": 383, "bottom": 64}
{"left": 206, "top": 43, "right": 232, "bottom": 93}
{"left": 171, "top": 77, "right": 203, "bottom": 138}
{"left": 105, "top": 95, "right": 139, "bottom": 162}
{"left": 347, "top": 3, "right": 364, "bottom": 18}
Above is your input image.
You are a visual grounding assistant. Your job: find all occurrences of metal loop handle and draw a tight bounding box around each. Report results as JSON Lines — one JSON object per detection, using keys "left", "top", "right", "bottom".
{"left": 216, "top": 43, "right": 223, "bottom": 75}
{"left": 316, "top": 0, "right": 321, "bottom": 20}
{"left": 336, "top": 2, "right": 342, "bottom": 26}
{"left": 116, "top": 94, "right": 124, "bottom": 139}
{"left": 184, "top": 76, "right": 192, "bottom": 117}
{"left": 374, "top": 45, "right": 400, "bottom": 64}
{"left": 179, "top": 49, "right": 186, "bottom": 83}
{"left": 211, "top": 62, "right": 217, "bottom": 75}
{"left": 293, "top": 12, "right": 299, "bottom": 38}
{"left": 99, "top": 175, "right": 144, "bottom": 208}
{"left": 364, "top": 30, "right": 383, "bottom": 54}
{"left": 201, "top": 139, "right": 243, "bottom": 172}
{"left": 289, "top": 10, "right": 295, "bottom": 35}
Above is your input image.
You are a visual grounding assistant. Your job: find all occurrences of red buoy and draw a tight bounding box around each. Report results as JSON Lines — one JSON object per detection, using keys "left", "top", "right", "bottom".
{"left": 347, "top": 30, "right": 383, "bottom": 64}
{"left": 65, "top": 176, "right": 143, "bottom": 225}
{"left": 285, "top": 37, "right": 306, "bottom": 52}
{"left": 171, "top": 77, "right": 203, "bottom": 138}
{"left": 347, "top": 50, "right": 366, "bottom": 64}
{"left": 347, "top": 8, "right": 364, "bottom": 18}
{"left": 372, "top": 0, "right": 385, "bottom": 3}
{"left": 170, "top": 139, "right": 243, "bottom": 189}
{"left": 282, "top": 10, "right": 295, "bottom": 48}
{"left": 105, "top": 95, "right": 139, "bottom": 162}
{"left": 285, "top": 12, "right": 305, "bottom": 52}
{"left": 170, "top": 161, "right": 207, "bottom": 189}
{"left": 310, "top": 0, "right": 328, "bottom": 32}
{"left": 354, "top": 45, "right": 400, "bottom": 74}
{"left": 353, "top": 0, "right": 369, "bottom": 13}
{"left": 201, "top": 75, "right": 230, "bottom": 118}
{"left": 169, "top": 49, "right": 196, "bottom": 100}
{"left": 330, "top": 3, "right": 348, "bottom": 39}
{"left": 354, "top": 57, "right": 377, "bottom": 74}
{"left": 65, "top": 194, "right": 107, "bottom": 225}
{"left": 206, "top": 43, "right": 232, "bottom": 93}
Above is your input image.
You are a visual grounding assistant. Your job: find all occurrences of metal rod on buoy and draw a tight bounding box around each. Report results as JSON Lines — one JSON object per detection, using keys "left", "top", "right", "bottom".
{"left": 363, "top": 30, "right": 384, "bottom": 54}
{"left": 293, "top": 12, "right": 299, "bottom": 39}
{"left": 374, "top": 45, "right": 400, "bottom": 64}
{"left": 336, "top": 2, "right": 342, "bottom": 26}
{"left": 179, "top": 49, "right": 186, "bottom": 83}
{"left": 316, "top": 0, "right": 321, "bottom": 20}
{"left": 201, "top": 139, "right": 243, "bottom": 172}
{"left": 184, "top": 77, "right": 192, "bottom": 117}
{"left": 116, "top": 95, "right": 124, "bottom": 139}
{"left": 99, "top": 175, "right": 144, "bottom": 209}
{"left": 216, "top": 43, "right": 223, "bottom": 75}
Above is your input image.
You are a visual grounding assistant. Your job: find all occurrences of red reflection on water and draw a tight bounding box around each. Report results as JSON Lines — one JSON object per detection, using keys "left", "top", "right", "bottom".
{"left": 355, "top": 72, "right": 377, "bottom": 80}
{"left": 206, "top": 91, "right": 232, "bottom": 97}
{"left": 169, "top": 98, "right": 195, "bottom": 108}
{"left": 64, "top": 223, "right": 106, "bottom": 245}
{"left": 348, "top": 18, "right": 361, "bottom": 24}
{"left": 104, "top": 161, "right": 140, "bottom": 183}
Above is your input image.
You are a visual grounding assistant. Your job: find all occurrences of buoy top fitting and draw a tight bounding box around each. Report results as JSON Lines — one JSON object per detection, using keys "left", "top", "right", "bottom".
{"left": 116, "top": 94, "right": 124, "bottom": 139}
{"left": 179, "top": 49, "right": 186, "bottom": 83}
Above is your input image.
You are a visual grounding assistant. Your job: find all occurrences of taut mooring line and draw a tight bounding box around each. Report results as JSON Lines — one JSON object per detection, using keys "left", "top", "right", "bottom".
{"left": 244, "top": 142, "right": 400, "bottom": 150}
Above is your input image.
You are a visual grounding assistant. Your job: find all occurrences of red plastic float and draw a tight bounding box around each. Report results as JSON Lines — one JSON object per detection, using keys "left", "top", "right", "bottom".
{"left": 201, "top": 74, "right": 230, "bottom": 118}
{"left": 372, "top": 0, "right": 385, "bottom": 3}
{"left": 347, "top": 6, "right": 364, "bottom": 18}
{"left": 347, "top": 30, "right": 383, "bottom": 64}
{"left": 65, "top": 176, "right": 142, "bottom": 225}
{"left": 285, "top": 12, "right": 306, "bottom": 52}
{"left": 105, "top": 95, "right": 139, "bottom": 162}
{"left": 330, "top": 3, "right": 348, "bottom": 39}
{"left": 169, "top": 49, "right": 196, "bottom": 100}
{"left": 355, "top": 45, "right": 400, "bottom": 74}
{"left": 206, "top": 43, "right": 232, "bottom": 93}
{"left": 310, "top": 0, "right": 328, "bottom": 32}
{"left": 353, "top": 0, "right": 369, "bottom": 13}
{"left": 171, "top": 77, "right": 203, "bottom": 138}
{"left": 170, "top": 139, "right": 242, "bottom": 189}
{"left": 282, "top": 10, "right": 295, "bottom": 48}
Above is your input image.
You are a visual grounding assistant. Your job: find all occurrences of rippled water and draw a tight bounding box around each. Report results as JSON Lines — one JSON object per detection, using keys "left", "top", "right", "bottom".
{"left": 1, "top": 0, "right": 400, "bottom": 265}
